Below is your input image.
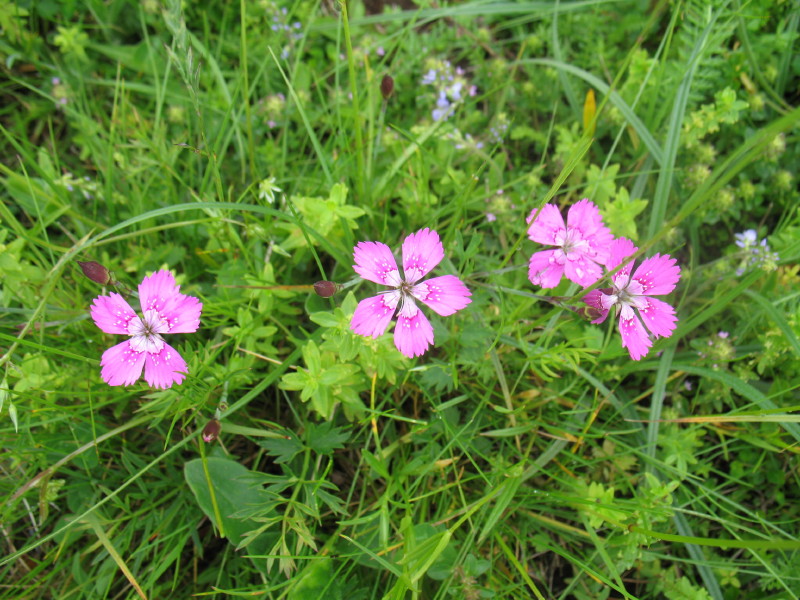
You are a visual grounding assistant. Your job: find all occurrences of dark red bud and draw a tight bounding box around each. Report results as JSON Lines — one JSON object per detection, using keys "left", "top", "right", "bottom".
{"left": 380, "top": 74, "right": 394, "bottom": 99}
{"left": 77, "top": 261, "right": 113, "bottom": 285}
{"left": 313, "top": 281, "right": 340, "bottom": 298}
{"left": 202, "top": 419, "right": 221, "bottom": 443}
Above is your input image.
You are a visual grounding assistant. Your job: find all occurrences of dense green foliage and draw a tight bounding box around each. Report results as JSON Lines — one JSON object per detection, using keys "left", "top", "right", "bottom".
{"left": 2, "top": 0, "right": 799, "bottom": 598}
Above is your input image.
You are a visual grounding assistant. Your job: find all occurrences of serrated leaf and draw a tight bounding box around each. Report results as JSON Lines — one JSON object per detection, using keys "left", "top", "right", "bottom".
{"left": 260, "top": 432, "right": 304, "bottom": 463}
{"left": 599, "top": 187, "right": 647, "bottom": 240}
{"left": 419, "top": 365, "right": 453, "bottom": 393}
{"left": 314, "top": 487, "right": 346, "bottom": 515}
{"left": 585, "top": 163, "right": 620, "bottom": 207}
{"left": 306, "top": 422, "right": 349, "bottom": 454}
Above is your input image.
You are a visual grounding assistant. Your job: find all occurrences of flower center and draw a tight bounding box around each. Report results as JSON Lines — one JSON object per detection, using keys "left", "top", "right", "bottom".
{"left": 393, "top": 279, "right": 421, "bottom": 319}
{"left": 127, "top": 309, "right": 168, "bottom": 354}
{"left": 616, "top": 288, "right": 633, "bottom": 306}
{"left": 553, "top": 228, "right": 590, "bottom": 260}
{"left": 562, "top": 228, "right": 589, "bottom": 256}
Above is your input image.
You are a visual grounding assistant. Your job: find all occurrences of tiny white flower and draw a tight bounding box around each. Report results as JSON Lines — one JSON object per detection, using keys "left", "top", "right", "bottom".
{"left": 257, "top": 176, "right": 282, "bottom": 204}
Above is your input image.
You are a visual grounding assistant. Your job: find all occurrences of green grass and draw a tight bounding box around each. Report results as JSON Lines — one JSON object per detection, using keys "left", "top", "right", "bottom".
{"left": 2, "top": 0, "right": 800, "bottom": 598}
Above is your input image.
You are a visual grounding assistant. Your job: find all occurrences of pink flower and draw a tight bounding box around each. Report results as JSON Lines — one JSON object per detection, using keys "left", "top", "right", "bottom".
{"left": 350, "top": 228, "right": 472, "bottom": 358}
{"left": 527, "top": 199, "right": 614, "bottom": 288}
{"left": 90, "top": 270, "right": 202, "bottom": 389}
{"left": 583, "top": 238, "right": 680, "bottom": 360}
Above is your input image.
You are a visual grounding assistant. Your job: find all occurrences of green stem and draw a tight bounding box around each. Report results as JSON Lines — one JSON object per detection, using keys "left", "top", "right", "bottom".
{"left": 240, "top": 0, "right": 257, "bottom": 177}
{"left": 198, "top": 437, "right": 225, "bottom": 538}
{"left": 341, "top": 1, "right": 366, "bottom": 203}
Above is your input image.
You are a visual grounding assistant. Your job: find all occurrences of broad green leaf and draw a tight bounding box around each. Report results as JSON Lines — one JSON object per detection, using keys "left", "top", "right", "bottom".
{"left": 184, "top": 457, "right": 274, "bottom": 548}
{"left": 289, "top": 558, "right": 342, "bottom": 600}
{"left": 303, "top": 341, "right": 321, "bottom": 375}
{"left": 309, "top": 311, "right": 339, "bottom": 328}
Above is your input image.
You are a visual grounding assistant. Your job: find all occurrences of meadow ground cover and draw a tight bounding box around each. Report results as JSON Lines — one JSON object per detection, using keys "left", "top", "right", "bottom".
{"left": 1, "top": 0, "right": 799, "bottom": 598}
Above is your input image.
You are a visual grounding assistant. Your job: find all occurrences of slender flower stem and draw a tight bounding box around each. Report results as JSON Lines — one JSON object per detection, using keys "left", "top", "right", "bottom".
{"left": 198, "top": 438, "right": 225, "bottom": 537}
{"left": 215, "top": 277, "right": 363, "bottom": 291}
{"left": 468, "top": 280, "right": 575, "bottom": 309}
{"left": 341, "top": 0, "right": 366, "bottom": 203}
{"left": 239, "top": 0, "right": 257, "bottom": 177}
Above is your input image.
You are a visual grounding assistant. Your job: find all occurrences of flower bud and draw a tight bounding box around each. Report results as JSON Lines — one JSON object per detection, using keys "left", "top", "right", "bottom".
{"left": 202, "top": 419, "right": 221, "bottom": 443}
{"left": 313, "top": 280, "right": 341, "bottom": 298}
{"left": 380, "top": 74, "right": 394, "bottom": 99}
{"left": 77, "top": 261, "right": 113, "bottom": 285}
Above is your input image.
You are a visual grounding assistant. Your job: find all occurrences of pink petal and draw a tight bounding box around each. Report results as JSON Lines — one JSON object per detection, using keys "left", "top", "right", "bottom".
{"left": 582, "top": 290, "right": 610, "bottom": 324}
{"left": 618, "top": 314, "right": 652, "bottom": 361}
{"left": 563, "top": 255, "right": 604, "bottom": 287}
{"left": 528, "top": 250, "right": 565, "bottom": 288}
{"left": 138, "top": 270, "right": 202, "bottom": 334}
{"left": 393, "top": 310, "right": 434, "bottom": 358}
{"left": 144, "top": 342, "right": 188, "bottom": 389}
{"left": 90, "top": 293, "right": 138, "bottom": 335}
{"left": 414, "top": 275, "right": 471, "bottom": 316}
{"left": 567, "top": 199, "right": 614, "bottom": 264}
{"left": 161, "top": 294, "right": 203, "bottom": 334}
{"left": 353, "top": 241, "right": 401, "bottom": 286}
{"left": 350, "top": 294, "right": 398, "bottom": 338}
{"left": 100, "top": 340, "right": 146, "bottom": 386}
{"left": 606, "top": 237, "right": 638, "bottom": 284}
{"left": 632, "top": 254, "right": 681, "bottom": 296}
{"left": 526, "top": 204, "right": 565, "bottom": 245}
{"left": 638, "top": 296, "right": 677, "bottom": 338}
{"left": 567, "top": 199, "right": 608, "bottom": 236}
{"left": 138, "top": 270, "right": 180, "bottom": 313}
{"left": 402, "top": 228, "right": 445, "bottom": 284}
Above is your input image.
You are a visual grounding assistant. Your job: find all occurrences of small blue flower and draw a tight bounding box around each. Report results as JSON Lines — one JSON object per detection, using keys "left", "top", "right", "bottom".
{"left": 734, "top": 229, "right": 758, "bottom": 249}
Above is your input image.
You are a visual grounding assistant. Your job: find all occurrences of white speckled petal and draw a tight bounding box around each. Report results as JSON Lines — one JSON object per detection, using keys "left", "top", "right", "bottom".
{"left": 528, "top": 250, "right": 565, "bottom": 289}
{"left": 353, "top": 241, "right": 401, "bottom": 286}
{"left": 90, "top": 293, "right": 138, "bottom": 335}
{"left": 401, "top": 228, "right": 444, "bottom": 284}
{"left": 393, "top": 309, "right": 434, "bottom": 358}
{"left": 139, "top": 270, "right": 202, "bottom": 334}
{"left": 144, "top": 342, "right": 188, "bottom": 389}
{"left": 632, "top": 254, "right": 681, "bottom": 296}
{"left": 350, "top": 293, "right": 399, "bottom": 338}
{"left": 618, "top": 314, "right": 652, "bottom": 361}
{"left": 526, "top": 203, "right": 565, "bottom": 244}
{"left": 413, "top": 275, "right": 471, "bottom": 316}
{"left": 100, "top": 340, "right": 146, "bottom": 386}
